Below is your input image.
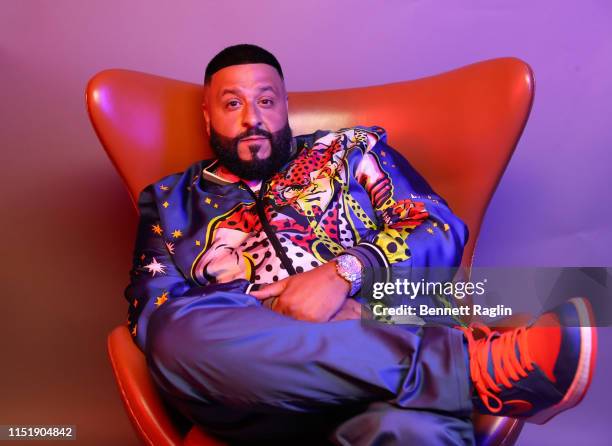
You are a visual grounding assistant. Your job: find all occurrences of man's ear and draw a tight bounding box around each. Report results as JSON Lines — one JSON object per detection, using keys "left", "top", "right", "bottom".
{"left": 202, "top": 103, "right": 211, "bottom": 135}
{"left": 202, "top": 85, "right": 211, "bottom": 135}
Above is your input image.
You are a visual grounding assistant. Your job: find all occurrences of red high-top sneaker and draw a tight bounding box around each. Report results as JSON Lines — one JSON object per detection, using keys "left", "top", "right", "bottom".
{"left": 458, "top": 297, "right": 598, "bottom": 424}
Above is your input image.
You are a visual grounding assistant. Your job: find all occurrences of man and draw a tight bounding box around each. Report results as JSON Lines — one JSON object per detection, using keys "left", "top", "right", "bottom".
{"left": 125, "top": 44, "right": 597, "bottom": 445}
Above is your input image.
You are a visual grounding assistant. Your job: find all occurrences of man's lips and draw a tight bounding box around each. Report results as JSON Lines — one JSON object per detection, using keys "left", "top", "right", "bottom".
{"left": 241, "top": 136, "right": 267, "bottom": 142}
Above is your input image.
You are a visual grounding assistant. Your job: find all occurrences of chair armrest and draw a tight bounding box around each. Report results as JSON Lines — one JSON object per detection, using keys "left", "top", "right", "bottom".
{"left": 107, "top": 325, "right": 184, "bottom": 446}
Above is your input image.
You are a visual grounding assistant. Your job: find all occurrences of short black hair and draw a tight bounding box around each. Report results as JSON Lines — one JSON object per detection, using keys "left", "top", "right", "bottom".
{"left": 204, "top": 44, "right": 284, "bottom": 85}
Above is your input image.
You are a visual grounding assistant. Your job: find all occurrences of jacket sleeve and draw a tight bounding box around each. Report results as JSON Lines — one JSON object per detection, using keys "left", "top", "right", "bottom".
{"left": 343, "top": 131, "right": 469, "bottom": 284}
{"left": 125, "top": 184, "right": 250, "bottom": 352}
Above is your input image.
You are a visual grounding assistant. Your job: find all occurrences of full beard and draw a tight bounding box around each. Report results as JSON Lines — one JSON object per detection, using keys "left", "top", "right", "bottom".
{"left": 209, "top": 122, "right": 293, "bottom": 181}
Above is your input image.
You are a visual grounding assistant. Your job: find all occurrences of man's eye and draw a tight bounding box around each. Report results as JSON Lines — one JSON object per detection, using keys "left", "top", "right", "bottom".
{"left": 259, "top": 98, "right": 274, "bottom": 106}
{"left": 226, "top": 100, "right": 241, "bottom": 109}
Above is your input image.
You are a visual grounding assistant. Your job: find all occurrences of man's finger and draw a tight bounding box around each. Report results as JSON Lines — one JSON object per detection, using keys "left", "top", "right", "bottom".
{"left": 250, "top": 281, "right": 286, "bottom": 299}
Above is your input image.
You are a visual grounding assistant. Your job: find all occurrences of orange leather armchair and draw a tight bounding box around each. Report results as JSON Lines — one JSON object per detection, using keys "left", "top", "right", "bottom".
{"left": 87, "top": 58, "right": 534, "bottom": 446}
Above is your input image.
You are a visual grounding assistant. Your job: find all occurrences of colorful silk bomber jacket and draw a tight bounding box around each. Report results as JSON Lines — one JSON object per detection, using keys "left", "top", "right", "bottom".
{"left": 125, "top": 126, "right": 469, "bottom": 352}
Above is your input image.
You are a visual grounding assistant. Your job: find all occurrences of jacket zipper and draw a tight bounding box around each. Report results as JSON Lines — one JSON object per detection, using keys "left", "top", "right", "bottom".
{"left": 242, "top": 181, "right": 297, "bottom": 276}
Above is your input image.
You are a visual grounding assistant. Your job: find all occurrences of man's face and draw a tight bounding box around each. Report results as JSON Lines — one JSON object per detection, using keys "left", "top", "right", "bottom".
{"left": 203, "top": 63, "right": 292, "bottom": 180}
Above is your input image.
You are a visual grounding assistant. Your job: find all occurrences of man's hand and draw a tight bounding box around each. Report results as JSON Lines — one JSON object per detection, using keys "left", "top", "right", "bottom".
{"left": 250, "top": 262, "right": 350, "bottom": 322}
{"left": 329, "top": 297, "right": 362, "bottom": 321}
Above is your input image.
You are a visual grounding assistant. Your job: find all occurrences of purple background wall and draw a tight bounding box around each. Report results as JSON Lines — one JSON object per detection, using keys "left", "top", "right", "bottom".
{"left": 2, "top": 1, "right": 611, "bottom": 444}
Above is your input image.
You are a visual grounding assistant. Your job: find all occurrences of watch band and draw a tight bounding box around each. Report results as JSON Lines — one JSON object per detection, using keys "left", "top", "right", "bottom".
{"left": 335, "top": 254, "right": 364, "bottom": 296}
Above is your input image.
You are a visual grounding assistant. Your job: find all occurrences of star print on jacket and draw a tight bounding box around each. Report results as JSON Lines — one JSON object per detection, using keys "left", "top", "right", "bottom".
{"left": 143, "top": 257, "right": 167, "bottom": 276}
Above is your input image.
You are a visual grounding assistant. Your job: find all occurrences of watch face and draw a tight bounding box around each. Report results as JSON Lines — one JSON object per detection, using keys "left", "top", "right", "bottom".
{"left": 335, "top": 255, "right": 362, "bottom": 296}
{"left": 340, "top": 255, "right": 362, "bottom": 277}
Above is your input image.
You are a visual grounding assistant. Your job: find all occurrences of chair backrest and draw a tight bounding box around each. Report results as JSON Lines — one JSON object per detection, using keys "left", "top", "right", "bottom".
{"left": 86, "top": 58, "right": 534, "bottom": 268}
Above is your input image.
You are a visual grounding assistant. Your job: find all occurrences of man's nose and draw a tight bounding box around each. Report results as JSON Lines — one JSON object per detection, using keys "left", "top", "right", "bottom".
{"left": 241, "top": 102, "right": 262, "bottom": 128}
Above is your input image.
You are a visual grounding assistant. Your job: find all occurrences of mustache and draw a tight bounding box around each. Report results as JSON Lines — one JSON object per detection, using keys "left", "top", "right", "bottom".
{"left": 236, "top": 127, "right": 273, "bottom": 141}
